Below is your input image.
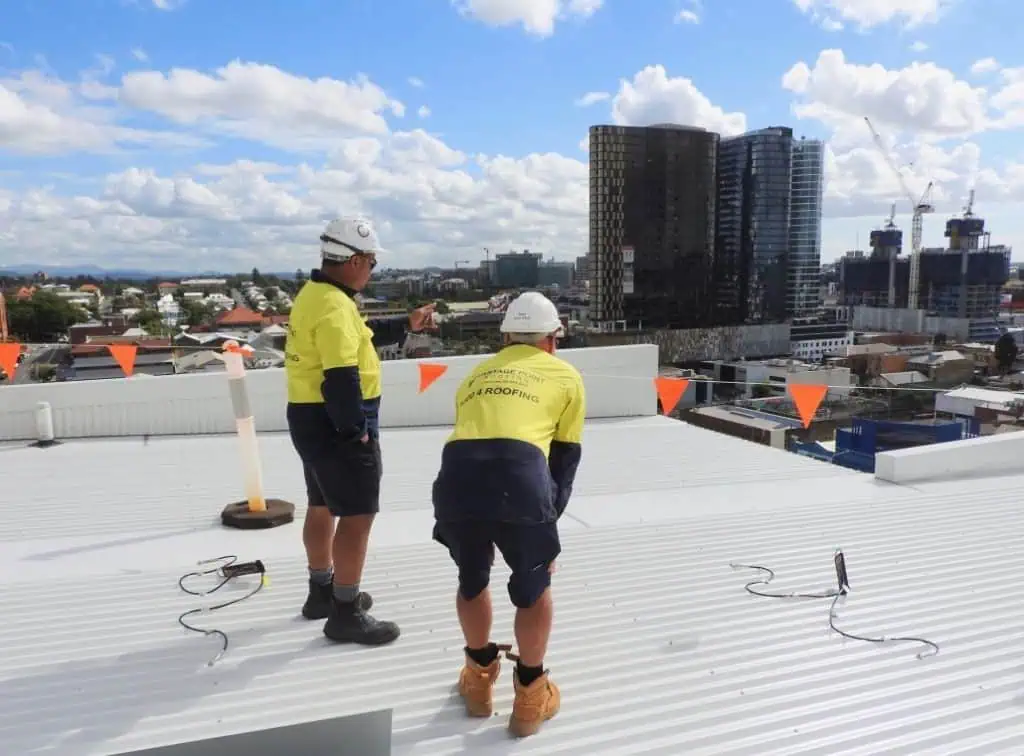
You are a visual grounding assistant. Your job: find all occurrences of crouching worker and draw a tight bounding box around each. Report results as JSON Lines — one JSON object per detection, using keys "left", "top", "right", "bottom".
{"left": 431, "top": 291, "right": 586, "bottom": 738}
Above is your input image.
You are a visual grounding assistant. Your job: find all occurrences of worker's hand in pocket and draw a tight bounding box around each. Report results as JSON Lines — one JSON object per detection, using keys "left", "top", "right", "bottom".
{"left": 360, "top": 433, "right": 369, "bottom": 444}
{"left": 548, "top": 561, "right": 557, "bottom": 575}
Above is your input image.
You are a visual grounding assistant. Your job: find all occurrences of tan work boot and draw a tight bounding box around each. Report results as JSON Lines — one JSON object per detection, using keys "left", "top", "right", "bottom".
{"left": 508, "top": 669, "right": 560, "bottom": 738}
{"left": 458, "top": 656, "right": 501, "bottom": 717}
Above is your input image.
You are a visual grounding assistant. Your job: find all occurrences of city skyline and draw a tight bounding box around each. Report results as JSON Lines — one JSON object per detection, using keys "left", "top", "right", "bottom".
{"left": 1, "top": 1, "right": 1023, "bottom": 272}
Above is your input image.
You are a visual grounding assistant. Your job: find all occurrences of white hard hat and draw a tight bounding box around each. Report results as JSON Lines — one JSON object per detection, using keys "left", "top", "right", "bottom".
{"left": 320, "top": 217, "right": 386, "bottom": 262}
{"left": 500, "top": 291, "right": 564, "bottom": 335}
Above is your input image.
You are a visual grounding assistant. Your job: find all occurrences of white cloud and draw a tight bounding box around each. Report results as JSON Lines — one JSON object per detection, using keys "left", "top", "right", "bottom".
{"left": 782, "top": 51, "right": 1024, "bottom": 220}
{"left": 783, "top": 49, "right": 989, "bottom": 141}
{"left": 452, "top": 0, "right": 603, "bottom": 36}
{"left": 610, "top": 65, "right": 746, "bottom": 136}
{"left": 113, "top": 61, "right": 405, "bottom": 150}
{"left": 417, "top": 105, "right": 431, "bottom": 118}
{"left": 408, "top": 76, "right": 424, "bottom": 88}
{"left": 131, "top": 48, "right": 149, "bottom": 62}
{"left": 0, "top": 69, "right": 200, "bottom": 155}
{"left": 793, "top": 0, "right": 947, "bottom": 29}
{"left": 970, "top": 57, "right": 999, "bottom": 76}
{"left": 675, "top": 0, "right": 701, "bottom": 23}
{"left": 909, "top": 40, "right": 928, "bottom": 52}
{"left": 574, "top": 91, "right": 609, "bottom": 107}
{"left": 151, "top": 0, "right": 185, "bottom": 9}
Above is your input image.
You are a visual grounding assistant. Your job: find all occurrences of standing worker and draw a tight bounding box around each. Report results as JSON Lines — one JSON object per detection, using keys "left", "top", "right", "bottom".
{"left": 431, "top": 291, "right": 585, "bottom": 737}
{"left": 285, "top": 216, "right": 436, "bottom": 646}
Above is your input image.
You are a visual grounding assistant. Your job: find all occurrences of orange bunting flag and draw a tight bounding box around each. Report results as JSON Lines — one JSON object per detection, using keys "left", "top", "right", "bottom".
{"left": 0, "top": 342, "right": 20, "bottom": 382}
{"left": 788, "top": 383, "right": 828, "bottom": 428}
{"left": 108, "top": 344, "right": 138, "bottom": 378}
{"left": 654, "top": 377, "right": 689, "bottom": 415}
{"left": 418, "top": 362, "right": 448, "bottom": 393}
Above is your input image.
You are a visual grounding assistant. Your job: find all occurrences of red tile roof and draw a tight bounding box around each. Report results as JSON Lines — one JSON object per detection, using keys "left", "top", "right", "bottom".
{"left": 215, "top": 306, "right": 264, "bottom": 326}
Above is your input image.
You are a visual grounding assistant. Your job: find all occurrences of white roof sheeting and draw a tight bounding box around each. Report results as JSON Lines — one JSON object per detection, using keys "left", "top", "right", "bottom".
{"left": 2, "top": 416, "right": 1024, "bottom": 753}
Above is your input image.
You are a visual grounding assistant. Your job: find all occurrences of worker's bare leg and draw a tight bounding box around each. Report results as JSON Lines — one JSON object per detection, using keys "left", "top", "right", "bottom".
{"left": 303, "top": 505, "right": 334, "bottom": 571}
{"left": 514, "top": 587, "right": 553, "bottom": 668}
{"left": 458, "top": 587, "right": 493, "bottom": 649}
{"left": 332, "top": 513, "right": 373, "bottom": 589}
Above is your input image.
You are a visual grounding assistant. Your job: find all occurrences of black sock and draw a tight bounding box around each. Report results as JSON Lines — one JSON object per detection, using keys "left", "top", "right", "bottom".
{"left": 516, "top": 661, "right": 544, "bottom": 686}
{"left": 465, "top": 643, "right": 499, "bottom": 666}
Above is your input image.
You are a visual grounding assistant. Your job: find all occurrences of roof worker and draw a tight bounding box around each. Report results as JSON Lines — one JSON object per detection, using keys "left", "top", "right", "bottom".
{"left": 285, "top": 216, "right": 437, "bottom": 646}
{"left": 431, "top": 290, "right": 586, "bottom": 737}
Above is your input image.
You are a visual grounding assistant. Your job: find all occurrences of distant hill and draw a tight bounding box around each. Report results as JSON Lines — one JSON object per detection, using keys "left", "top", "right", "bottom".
{"left": 0, "top": 264, "right": 298, "bottom": 280}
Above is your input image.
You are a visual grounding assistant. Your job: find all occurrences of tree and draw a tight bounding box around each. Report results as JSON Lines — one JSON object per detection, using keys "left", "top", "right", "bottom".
{"left": 434, "top": 300, "right": 451, "bottom": 314}
{"left": 135, "top": 309, "right": 165, "bottom": 334}
{"left": 180, "top": 299, "right": 215, "bottom": 328}
{"left": 994, "top": 333, "right": 1019, "bottom": 374}
{"left": 5, "top": 290, "right": 88, "bottom": 341}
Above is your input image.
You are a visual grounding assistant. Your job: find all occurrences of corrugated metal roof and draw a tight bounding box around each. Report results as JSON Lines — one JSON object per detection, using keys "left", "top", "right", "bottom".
{"left": 2, "top": 417, "right": 1023, "bottom": 754}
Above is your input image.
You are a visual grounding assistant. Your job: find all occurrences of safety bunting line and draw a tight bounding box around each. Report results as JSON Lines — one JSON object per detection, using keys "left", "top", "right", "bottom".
{"left": 0, "top": 341, "right": 831, "bottom": 429}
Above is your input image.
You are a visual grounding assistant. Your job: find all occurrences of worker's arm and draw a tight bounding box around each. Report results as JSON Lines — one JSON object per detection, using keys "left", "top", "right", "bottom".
{"left": 549, "top": 376, "right": 586, "bottom": 517}
{"left": 315, "top": 310, "right": 366, "bottom": 441}
{"left": 366, "top": 315, "right": 409, "bottom": 349}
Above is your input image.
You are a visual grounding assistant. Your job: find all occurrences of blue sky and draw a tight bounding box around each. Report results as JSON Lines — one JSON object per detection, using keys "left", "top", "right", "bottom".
{"left": 0, "top": 0, "right": 1021, "bottom": 272}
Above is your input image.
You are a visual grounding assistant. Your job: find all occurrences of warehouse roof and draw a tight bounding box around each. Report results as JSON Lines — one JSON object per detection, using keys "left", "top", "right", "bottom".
{"left": 3, "top": 414, "right": 1024, "bottom": 754}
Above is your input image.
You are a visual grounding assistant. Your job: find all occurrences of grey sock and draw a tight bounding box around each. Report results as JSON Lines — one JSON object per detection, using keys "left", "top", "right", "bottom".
{"left": 309, "top": 567, "right": 333, "bottom": 586}
{"left": 333, "top": 583, "right": 360, "bottom": 603}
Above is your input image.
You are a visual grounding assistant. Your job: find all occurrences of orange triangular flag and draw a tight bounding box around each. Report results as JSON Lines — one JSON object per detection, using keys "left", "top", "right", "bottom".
{"left": 108, "top": 344, "right": 138, "bottom": 377}
{"left": 0, "top": 342, "right": 20, "bottom": 382}
{"left": 654, "top": 377, "right": 689, "bottom": 415}
{"left": 789, "top": 383, "right": 828, "bottom": 428}
{"left": 418, "top": 362, "right": 448, "bottom": 393}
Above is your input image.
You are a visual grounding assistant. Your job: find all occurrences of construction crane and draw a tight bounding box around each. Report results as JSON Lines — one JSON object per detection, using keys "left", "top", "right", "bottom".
{"left": 863, "top": 116, "right": 935, "bottom": 310}
{"left": 453, "top": 260, "right": 470, "bottom": 270}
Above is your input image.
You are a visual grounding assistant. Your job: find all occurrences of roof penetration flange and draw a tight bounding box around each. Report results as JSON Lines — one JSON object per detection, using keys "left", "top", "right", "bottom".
{"left": 221, "top": 499, "right": 295, "bottom": 530}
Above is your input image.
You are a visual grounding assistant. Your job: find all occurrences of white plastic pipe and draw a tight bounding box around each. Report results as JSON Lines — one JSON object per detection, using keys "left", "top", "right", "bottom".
{"left": 35, "top": 401, "right": 54, "bottom": 444}
{"left": 223, "top": 349, "right": 267, "bottom": 512}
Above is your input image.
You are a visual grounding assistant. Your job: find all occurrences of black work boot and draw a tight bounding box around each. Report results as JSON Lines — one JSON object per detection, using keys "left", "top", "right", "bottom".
{"left": 302, "top": 580, "right": 373, "bottom": 620}
{"left": 323, "top": 598, "right": 400, "bottom": 646}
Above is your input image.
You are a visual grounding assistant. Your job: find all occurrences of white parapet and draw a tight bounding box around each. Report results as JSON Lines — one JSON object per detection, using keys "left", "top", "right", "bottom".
{"left": 875, "top": 431, "right": 1024, "bottom": 484}
{"left": 0, "top": 344, "right": 659, "bottom": 441}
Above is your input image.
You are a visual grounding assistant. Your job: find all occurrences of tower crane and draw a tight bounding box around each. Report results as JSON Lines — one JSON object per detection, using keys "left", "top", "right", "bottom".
{"left": 863, "top": 116, "right": 935, "bottom": 310}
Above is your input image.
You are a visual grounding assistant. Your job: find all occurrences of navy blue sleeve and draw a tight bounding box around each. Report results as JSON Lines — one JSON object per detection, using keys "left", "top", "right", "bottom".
{"left": 548, "top": 441, "right": 582, "bottom": 517}
{"left": 321, "top": 366, "right": 366, "bottom": 441}
{"left": 367, "top": 315, "right": 409, "bottom": 349}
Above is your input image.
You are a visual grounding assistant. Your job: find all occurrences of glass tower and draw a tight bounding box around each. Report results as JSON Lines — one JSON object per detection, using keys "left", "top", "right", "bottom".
{"left": 788, "top": 139, "right": 825, "bottom": 318}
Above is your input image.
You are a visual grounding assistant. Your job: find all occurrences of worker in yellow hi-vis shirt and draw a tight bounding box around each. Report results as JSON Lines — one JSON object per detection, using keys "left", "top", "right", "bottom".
{"left": 286, "top": 216, "right": 435, "bottom": 647}
{"left": 431, "top": 290, "right": 585, "bottom": 738}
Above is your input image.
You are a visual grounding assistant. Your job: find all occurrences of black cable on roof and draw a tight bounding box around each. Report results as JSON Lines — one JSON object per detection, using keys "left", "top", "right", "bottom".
{"left": 177, "top": 555, "right": 266, "bottom": 666}
{"left": 730, "top": 555, "right": 939, "bottom": 660}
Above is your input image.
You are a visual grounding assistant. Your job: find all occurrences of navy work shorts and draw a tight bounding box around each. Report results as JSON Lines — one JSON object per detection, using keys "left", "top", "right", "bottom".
{"left": 304, "top": 399, "right": 382, "bottom": 517}
{"left": 433, "top": 520, "right": 561, "bottom": 609}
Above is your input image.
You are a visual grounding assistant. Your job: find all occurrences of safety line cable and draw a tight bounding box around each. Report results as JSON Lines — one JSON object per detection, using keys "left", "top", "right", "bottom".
{"left": 177, "top": 555, "right": 266, "bottom": 666}
{"left": 730, "top": 560, "right": 940, "bottom": 660}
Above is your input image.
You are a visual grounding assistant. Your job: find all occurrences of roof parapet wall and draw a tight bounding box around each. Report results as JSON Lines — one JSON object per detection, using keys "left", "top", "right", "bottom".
{"left": 0, "top": 344, "right": 658, "bottom": 442}
{"left": 875, "top": 431, "right": 1024, "bottom": 484}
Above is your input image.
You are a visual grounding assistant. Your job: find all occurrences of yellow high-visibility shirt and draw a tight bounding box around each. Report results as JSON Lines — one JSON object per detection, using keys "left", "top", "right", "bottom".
{"left": 285, "top": 278, "right": 382, "bottom": 404}
{"left": 448, "top": 344, "right": 585, "bottom": 454}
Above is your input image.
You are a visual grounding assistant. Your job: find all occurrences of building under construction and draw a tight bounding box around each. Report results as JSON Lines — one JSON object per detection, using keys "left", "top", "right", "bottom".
{"left": 838, "top": 197, "right": 1010, "bottom": 341}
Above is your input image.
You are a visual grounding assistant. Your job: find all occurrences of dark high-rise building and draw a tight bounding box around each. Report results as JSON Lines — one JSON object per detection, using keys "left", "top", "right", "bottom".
{"left": 715, "top": 127, "right": 793, "bottom": 324}
{"left": 494, "top": 251, "right": 541, "bottom": 288}
{"left": 588, "top": 124, "right": 718, "bottom": 329}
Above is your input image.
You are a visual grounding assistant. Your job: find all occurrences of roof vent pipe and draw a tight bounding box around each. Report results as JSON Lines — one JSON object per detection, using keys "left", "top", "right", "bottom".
{"left": 33, "top": 401, "right": 57, "bottom": 448}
